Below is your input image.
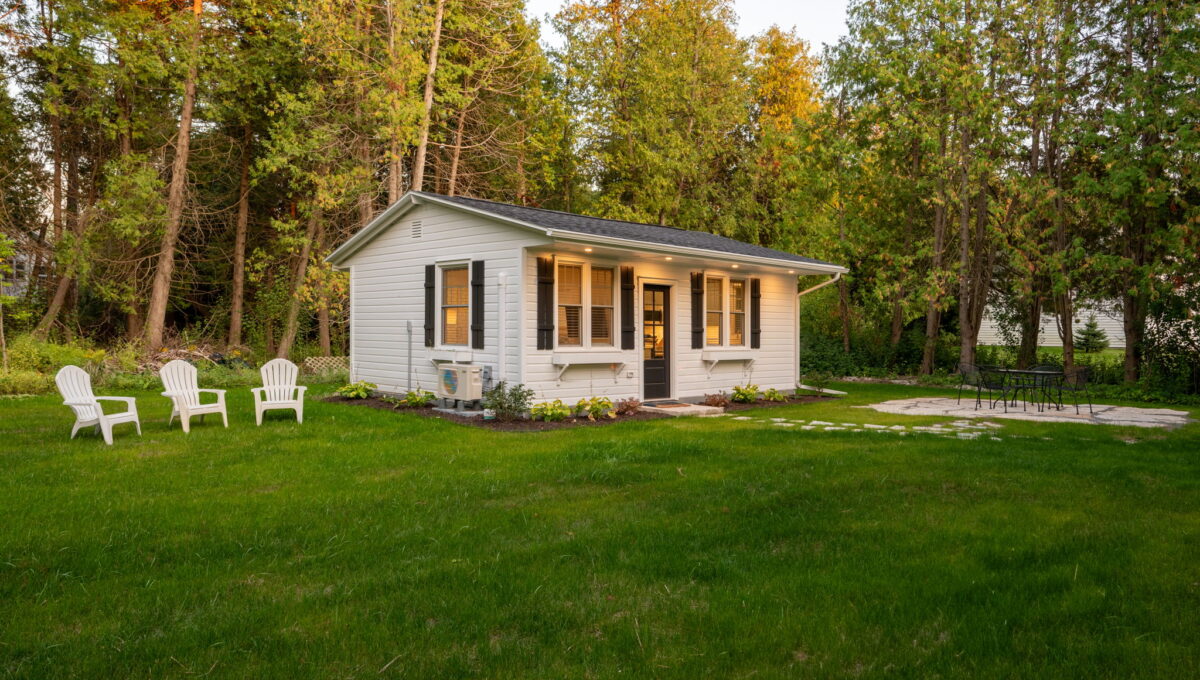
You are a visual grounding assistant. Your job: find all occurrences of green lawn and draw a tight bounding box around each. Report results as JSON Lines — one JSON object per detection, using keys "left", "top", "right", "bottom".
{"left": 2, "top": 383, "right": 1198, "bottom": 678}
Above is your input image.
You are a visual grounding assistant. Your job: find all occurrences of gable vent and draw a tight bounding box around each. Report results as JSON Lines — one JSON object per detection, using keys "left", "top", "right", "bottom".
{"left": 411, "top": 221, "right": 422, "bottom": 238}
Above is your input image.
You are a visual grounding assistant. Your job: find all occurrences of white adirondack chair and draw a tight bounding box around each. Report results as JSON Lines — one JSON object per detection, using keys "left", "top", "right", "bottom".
{"left": 251, "top": 358, "right": 306, "bottom": 425}
{"left": 159, "top": 359, "right": 228, "bottom": 433}
{"left": 55, "top": 365, "right": 141, "bottom": 445}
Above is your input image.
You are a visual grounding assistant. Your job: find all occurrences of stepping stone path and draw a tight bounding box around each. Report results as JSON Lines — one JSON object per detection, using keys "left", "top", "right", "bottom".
{"left": 723, "top": 411, "right": 1018, "bottom": 438}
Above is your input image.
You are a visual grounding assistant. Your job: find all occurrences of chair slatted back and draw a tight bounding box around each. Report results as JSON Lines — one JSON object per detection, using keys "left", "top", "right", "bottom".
{"left": 160, "top": 360, "right": 201, "bottom": 408}
{"left": 55, "top": 365, "right": 98, "bottom": 421}
{"left": 260, "top": 358, "right": 298, "bottom": 402}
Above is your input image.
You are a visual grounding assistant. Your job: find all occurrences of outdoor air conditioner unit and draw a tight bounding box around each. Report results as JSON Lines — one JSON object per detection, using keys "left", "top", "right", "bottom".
{"left": 437, "top": 364, "right": 483, "bottom": 401}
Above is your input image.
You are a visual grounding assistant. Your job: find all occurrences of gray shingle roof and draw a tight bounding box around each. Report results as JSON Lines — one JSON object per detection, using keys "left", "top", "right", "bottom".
{"left": 419, "top": 192, "right": 841, "bottom": 269}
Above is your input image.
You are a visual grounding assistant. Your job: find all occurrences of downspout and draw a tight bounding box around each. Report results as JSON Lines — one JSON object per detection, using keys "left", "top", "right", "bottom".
{"left": 795, "top": 272, "right": 843, "bottom": 385}
{"left": 498, "top": 271, "right": 508, "bottom": 383}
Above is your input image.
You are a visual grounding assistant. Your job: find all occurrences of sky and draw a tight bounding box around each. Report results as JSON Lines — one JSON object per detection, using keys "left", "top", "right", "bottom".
{"left": 524, "top": 0, "right": 853, "bottom": 52}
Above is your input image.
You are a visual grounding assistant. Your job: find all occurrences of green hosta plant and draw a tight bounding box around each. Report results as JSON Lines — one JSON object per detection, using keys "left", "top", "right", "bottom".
{"left": 731, "top": 384, "right": 760, "bottom": 403}
{"left": 335, "top": 381, "right": 376, "bottom": 399}
{"left": 531, "top": 399, "right": 571, "bottom": 422}
{"left": 574, "top": 396, "right": 616, "bottom": 421}
{"left": 762, "top": 388, "right": 788, "bottom": 402}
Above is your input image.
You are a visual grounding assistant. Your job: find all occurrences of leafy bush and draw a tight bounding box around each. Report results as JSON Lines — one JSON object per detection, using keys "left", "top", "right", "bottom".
{"left": 8, "top": 335, "right": 104, "bottom": 373}
{"left": 0, "top": 370, "right": 55, "bottom": 395}
{"left": 731, "top": 384, "right": 759, "bottom": 403}
{"left": 530, "top": 399, "right": 571, "bottom": 422}
{"left": 615, "top": 397, "right": 642, "bottom": 415}
{"left": 482, "top": 381, "right": 534, "bottom": 422}
{"left": 335, "top": 381, "right": 376, "bottom": 399}
{"left": 574, "top": 396, "right": 616, "bottom": 421}
{"left": 702, "top": 392, "right": 731, "bottom": 408}
{"left": 383, "top": 390, "right": 436, "bottom": 409}
{"left": 762, "top": 388, "right": 788, "bottom": 402}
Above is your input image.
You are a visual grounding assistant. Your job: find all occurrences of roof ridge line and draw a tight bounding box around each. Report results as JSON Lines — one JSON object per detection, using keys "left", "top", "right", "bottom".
{"left": 419, "top": 191, "right": 693, "bottom": 233}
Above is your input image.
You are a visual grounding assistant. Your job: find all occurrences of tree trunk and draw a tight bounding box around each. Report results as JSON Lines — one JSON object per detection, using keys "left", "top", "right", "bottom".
{"left": 889, "top": 294, "right": 904, "bottom": 347}
{"left": 410, "top": 0, "right": 445, "bottom": 192}
{"left": 1122, "top": 293, "right": 1144, "bottom": 384}
{"left": 228, "top": 124, "right": 251, "bottom": 347}
{"left": 1016, "top": 295, "right": 1041, "bottom": 369}
{"left": 143, "top": 0, "right": 202, "bottom": 350}
{"left": 318, "top": 304, "right": 331, "bottom": 356}
{"left": 276, "top": 208, "right": 320, "bottom": 359}
{"left": 33, "top": 98, "right": 65, "bottom": 339}
{"left": 920, "top": 128, "right": 949, "bottom": 375}
{"left": 447, "top": 105, "right": 467, "bottom": 196}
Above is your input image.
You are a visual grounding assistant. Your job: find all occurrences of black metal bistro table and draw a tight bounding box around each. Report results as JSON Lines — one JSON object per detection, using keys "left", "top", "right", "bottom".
{"left": 997, "top": 368, "right": 1065, "bottom": 412}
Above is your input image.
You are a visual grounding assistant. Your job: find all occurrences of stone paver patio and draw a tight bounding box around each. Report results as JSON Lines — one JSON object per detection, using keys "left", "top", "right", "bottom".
{"left": 862, "top": 397, "right": 1192, "bottom": 429}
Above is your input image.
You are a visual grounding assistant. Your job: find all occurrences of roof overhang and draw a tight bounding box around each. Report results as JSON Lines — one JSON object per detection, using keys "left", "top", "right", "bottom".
{"left": 327, "top": 191, "right": 848, "bottom": 275}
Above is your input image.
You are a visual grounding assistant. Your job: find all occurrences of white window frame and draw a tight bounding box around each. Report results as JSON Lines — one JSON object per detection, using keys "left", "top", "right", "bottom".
{"left": 703, "top": 271, "right": 747, "bottom": 349}
{"left": 437, "top": 260, "right": 471, "bottom": 348}
{"left": 554, "top": 256, "right": 618, "bottom": 350}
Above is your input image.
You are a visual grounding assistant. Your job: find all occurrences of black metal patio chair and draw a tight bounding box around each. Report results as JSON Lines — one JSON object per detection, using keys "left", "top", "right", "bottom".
{"left": 979, "top": 367, "right": 1011, "bottom": 413}
{"left": 1058, "top": 365, "right": 1093, "bottom": 414}
{"left": 956, "top": 363, "right": 984, "bottom": 407}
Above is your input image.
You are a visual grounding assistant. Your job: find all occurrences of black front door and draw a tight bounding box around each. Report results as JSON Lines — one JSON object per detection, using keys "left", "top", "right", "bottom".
{"left": 643, "top": 284, "right": 671, "bottom": 400}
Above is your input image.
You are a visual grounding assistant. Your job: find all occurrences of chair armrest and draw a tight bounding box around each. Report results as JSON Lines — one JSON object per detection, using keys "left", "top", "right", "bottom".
{"left": 94, "top": 396, "right": 136, "bottom": 404}
{"left": 197, "top": 389, "right": 227, "bottom": 395}
{"left": 63, "top": 399, "right": 98, "bottom": 407}
{"left": 296, "top": 385, "right": 308, "bottom": 396}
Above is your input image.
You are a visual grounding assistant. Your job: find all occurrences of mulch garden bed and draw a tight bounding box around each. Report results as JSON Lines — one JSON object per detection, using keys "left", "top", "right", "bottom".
{"left": 323, "top": 395, "right": 672, "bottom": 431}
{"left": 325, "top": 393, "right": 837, "bottom": 431}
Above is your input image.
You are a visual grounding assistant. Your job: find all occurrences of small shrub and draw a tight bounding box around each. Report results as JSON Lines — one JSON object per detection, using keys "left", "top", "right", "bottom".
{"left": 530, "top": 399, "right": 571, "bottom": 422}
{"left": 615, "top": 397, "right": 642, "bottom": 416}
{"left": 731, "top": 384, "right": 760, "bottom": 403}
{"left": 0, "top": 370, "right": 55, "bottom": 395}
{"left": 762, "top": 388, "right": 788, "bottom": 402}
{"left": 383, "top": 390, "right": 436, "bottom": 409}
{"left": 1074, "top": 316, "right": 1110, "bottom": 353}
{"left": 575, "top": 396, "right": 616, "bottom": 421}
{"left": 336, "top": 381, "right": 376, "bottom": 399}
{"left": 482, "top": 381, "right": 535, "bottom": 422}
{"left": 800, "top": 371, "right": 833, "bottom": 393}
{"left": 703, "top": 392, "right": 731, "bottom": 408}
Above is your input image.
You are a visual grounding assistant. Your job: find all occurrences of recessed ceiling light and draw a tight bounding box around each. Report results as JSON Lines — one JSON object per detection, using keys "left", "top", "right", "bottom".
{"left": 665, "top": 256, "right": 673, "bottom": 261}
{"left": 584, "top": 247, "right": 593, "bottom": 252}
{"left": 788, "top": 270, "right": 795, "bottom": 274}
{"left": 731, "top": 264, "right": 740, "bottom": 269}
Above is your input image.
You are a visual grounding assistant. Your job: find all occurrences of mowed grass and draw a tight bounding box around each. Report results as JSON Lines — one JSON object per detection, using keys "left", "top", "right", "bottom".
{"left": 1, "top": 383, "right": 1198, "bottom": 679}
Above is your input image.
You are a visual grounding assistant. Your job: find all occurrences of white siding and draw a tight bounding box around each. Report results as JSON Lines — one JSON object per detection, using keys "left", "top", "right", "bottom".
{"left": 977, "top": 302, "right": 1126, "bottom": 349}
{"left": 343, "top": 203, "right": 550, "bottom": 394}
{"left": 521, "top": 257, "right": 798, "bottom": 402}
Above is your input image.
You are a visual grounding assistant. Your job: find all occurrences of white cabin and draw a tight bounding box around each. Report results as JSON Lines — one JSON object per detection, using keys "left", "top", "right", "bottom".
{"left": 326, "top": 192, "right": 846, "bottom": 403}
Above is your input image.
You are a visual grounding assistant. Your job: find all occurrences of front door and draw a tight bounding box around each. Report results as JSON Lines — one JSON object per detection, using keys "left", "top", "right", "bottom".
{"left": 642, "top": 284, "right": 671, "bottom": 400}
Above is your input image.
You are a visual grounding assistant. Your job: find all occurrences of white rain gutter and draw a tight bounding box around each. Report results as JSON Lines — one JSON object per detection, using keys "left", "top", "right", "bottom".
{"left": 795, "top": 271, "right": 843, "bottom": 390}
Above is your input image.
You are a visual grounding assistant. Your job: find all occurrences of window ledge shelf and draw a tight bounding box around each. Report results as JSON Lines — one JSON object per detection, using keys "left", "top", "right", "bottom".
{"left": 700, "top": 349, "right": 755, "bottom": 376}
{"left": 551, "top": 351, "right": 627, "bottom": 382}
{"left": 430, "top": 349, "right": 473, "bottom": 364}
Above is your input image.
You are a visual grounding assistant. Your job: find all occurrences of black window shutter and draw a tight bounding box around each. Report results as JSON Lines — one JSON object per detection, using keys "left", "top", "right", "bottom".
{"left": 536, "top": 256, "right": 555, "bottom": 350}
{"left": 424, "top": 264, "right": 436, "bottom": 347}
{"left": 750, "top": 278, "right": 762, "bottom": 349}
{"left": 620, "top": 266, "right": 635, "bottom": 350}
{"left": 690, "top": 272, "right": 704, "bottom": 349}
{"left": 470, "top": 260, "right": 485, "bottom": 349}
